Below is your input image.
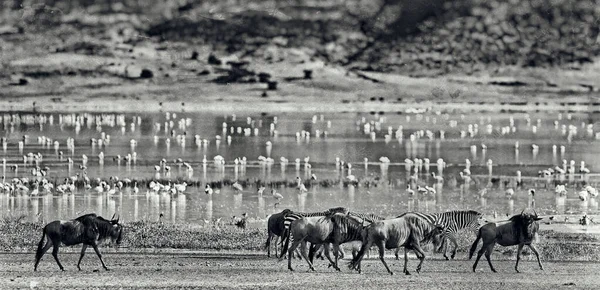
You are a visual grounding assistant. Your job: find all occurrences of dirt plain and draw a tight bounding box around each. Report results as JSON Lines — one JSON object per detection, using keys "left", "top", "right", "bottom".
{"left": 0, "top": 251, "right": 598, "bottom": 289}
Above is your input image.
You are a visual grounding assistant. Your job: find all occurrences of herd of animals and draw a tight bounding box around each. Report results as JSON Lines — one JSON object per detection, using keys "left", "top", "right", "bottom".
{"left": 0, "top": 111, "right": 595, "bottom": 275}
{"left": 33, "top": 207, "right": 544, "bottom": 275}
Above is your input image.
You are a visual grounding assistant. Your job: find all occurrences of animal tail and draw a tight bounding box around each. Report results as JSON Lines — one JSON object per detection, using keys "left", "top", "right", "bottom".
{"left": 35, "top": 226, "right": 47, "bottom": 261}
{"left": 279, "top": 228, "right": 292, "bottom": 259}
{"left": 468, "top": 228, "right": 482, "bottom": 260}
{"left": 264, "top": 233, "right": 270, "bottom": 251}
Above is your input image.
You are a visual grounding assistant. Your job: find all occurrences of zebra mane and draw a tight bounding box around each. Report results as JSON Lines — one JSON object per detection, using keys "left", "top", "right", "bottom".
{"left": 447, "top": 210, "right": 482, "bottom": 216}
{"left": 348, "top": 211, "right": 385, "bottom": 223}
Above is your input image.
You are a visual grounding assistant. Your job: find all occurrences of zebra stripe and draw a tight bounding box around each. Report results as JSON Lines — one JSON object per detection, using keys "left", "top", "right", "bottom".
{"left": 348, "top": 211, "right": 386, "bottom": 223}
{"left": 283, "top": 207, "right": 349, "bottom": 231}
{"left": 399, "top": 210, "right": 483, "bottom": 239}
{"left": 283, "top": 210, "right": 333, "bottom": 231}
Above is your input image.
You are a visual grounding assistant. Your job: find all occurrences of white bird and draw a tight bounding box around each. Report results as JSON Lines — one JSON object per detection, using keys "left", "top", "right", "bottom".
{"left": 272, "top": 189, "right": 283, "bottom": 201}
{"left": 478, "top": 188, "right": 487, "bottom": 198}
{"left": 555, "top": 184, "right": 567, "bottom": 196}
{"left": 379, "top": 156, "right": 390, "bottom": 163}
{"left": 174, "top": 182, "right": 187, "bottom": 193}
{"left": 232, "top": 181, "right": 243, "bottom": 193}
{"left": 296, "top": 177, "right": 308, "bottom": 193}
{"left": 578, "top": 190, "right": 589, "bottom": 201}
{"left": 585, "top": 185, "right": 598, "bottom": 198}
{"left": 257, "top": 186, "right": 266, "bottom": 196}
{"left": 205, "top": 184, "right": 213, "bottom": 195}
{"left": 424, "top": 185, "right": 436, "bottom": 195}
{"left": 406, "top": 185, "right": 415, "bottom": 196}
{"left": 416, "top": 185, "right": 428, "bottom": 195}
{"left": 505, "top": 188, "right": 515, "bottom": 198}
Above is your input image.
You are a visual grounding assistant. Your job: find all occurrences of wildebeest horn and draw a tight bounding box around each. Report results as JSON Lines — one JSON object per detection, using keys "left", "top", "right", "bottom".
{"left": 111, "top": 213, "right": 116, "bottom": 220}
{"left": 533, "top": 208, "right": 538, "bottom": 217}
{"left": 521, "top": 209, "right": 525, "bottom": 215}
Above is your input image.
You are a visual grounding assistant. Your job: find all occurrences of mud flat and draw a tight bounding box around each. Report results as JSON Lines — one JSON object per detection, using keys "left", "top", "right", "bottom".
{"left": 1, "top": 252, "right": 598, "bottom": 289}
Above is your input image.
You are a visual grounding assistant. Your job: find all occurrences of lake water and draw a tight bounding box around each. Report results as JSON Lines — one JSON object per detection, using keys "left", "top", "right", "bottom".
{"left": 1, "top": 110, "right": 599, "bottom": 226}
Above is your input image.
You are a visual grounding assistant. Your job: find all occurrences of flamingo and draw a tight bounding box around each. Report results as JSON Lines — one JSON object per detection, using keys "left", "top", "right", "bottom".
{"left": 505, "top": 188, "right": 515, "bottom": 198}
{"left": 232, "top": 181, "right": 243, "bottom": 193}
{"left": 406, "top": 185, "right": 415, "bottom": 197}
{"left": 578, "top": 189, "right": 589, "bottom": 201}
{"left": 477, "top": 188, "right": 487, "bottom": 198}
{"left": 585, "top": 185, "right": 598, "bottom": 198}
{"left": 416, "top": 185, "right": 428, "bottom": 196}
{"left": 272, "top": 189, "right": 283, "bottom": 201}
{"left": 296, "top": 177, "right": 308, "bottom": 194}
{"left": 424, "top": 185, "right": 436, "bottom": 195}
{"left": 257, "top": 186, "right": 266, "bottom": 196}
{"left": 431, "top": 172, "right": 444, "bottom": 183}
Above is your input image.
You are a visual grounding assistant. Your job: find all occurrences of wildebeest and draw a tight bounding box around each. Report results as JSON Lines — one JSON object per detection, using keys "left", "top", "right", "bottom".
{"left": 396, "top": 210, "right": 485, "bottom": 260}
{"left": 264, "top": 209, "right": 292, "bottom": 257}
{"left": 306, "top": 214, "right": 367, "bottom": 270}
{"left": 278, "top": 207, "right": 350, "bottom": 257}
{"left": 280, "top": 212, "right": 362, "bottom": 271}
{"left": 34, "top": 213, "right": 123, "bottom": 271}
{"left": 469, "top": 209, "right": 543, "bottom": 273}
{"left": 348, "top": 213, "right": 444, "bottom": 275}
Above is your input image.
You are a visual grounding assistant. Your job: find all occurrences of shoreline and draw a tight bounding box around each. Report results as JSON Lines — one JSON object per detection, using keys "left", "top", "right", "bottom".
{"left": 2, "top": 98, "right": 600, "bottom": 114}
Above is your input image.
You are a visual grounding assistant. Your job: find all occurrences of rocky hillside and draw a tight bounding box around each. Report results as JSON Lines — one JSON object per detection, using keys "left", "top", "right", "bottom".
{"left": 1, "top": 0, "right": 598, "bottom": 77}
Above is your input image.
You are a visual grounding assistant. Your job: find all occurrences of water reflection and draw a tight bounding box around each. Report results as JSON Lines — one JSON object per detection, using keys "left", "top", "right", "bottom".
{"left": 1, "top": 111, "right": 600, "bottom": 224}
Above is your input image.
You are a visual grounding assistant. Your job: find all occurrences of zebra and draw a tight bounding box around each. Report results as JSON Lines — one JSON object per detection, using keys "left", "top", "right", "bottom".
{"left": 396, "top": 210, "right": 485, "bottom": 260}
{"left": 348, "top": 213, "right": 444, "bottom": 275}
{"left": 347, "top": 211, "right": 386, "bottom": 223}
{"left": 278, "top": 207, "right": 349, "bottom": 259}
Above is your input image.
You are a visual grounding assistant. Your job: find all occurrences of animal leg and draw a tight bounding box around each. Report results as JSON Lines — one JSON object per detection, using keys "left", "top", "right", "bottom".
{"left": 472, "top": 244, "right": 486, "bottom": 272}
{"left": 77, "top": 244, "right": 88, "bottom": 271}
{"left": 322, "top": 244, "right": 339, "bottom": 271}
{"left": 91, "top": 244, "right": 109, "bottom": 271}
{"left": 308, "top": 243, "right": 322, "bottom": 264}
{"left": 299, "top": 241, "right": 316, "bottom": 272}
{"left": 338, "top": 246, "right": 346, "bottom": 260}
{"left": 484, "top": 243, "right": 496, "bottom": 273}
{"left": 528, "top": 244, "right": 544, "bottom": 270}
{"left": 376, "top": 241, "right": 393, "bottom": 275}
{"left": 403, "top": 248, "right": 411, "bottom": 275}
{"left": 287, "top": 239, "right": 302, "bottom": 271}
{"left": 449, "top": 235, "right": 459, "bottom": 260}
{"left": 34, "top": 240, "right": 52, "bottom": 271}
{"left": 274, "top": 235, "right": 280, "bottom": 257}
{"left": 266, "top": 233, "right": 273, "bottom": 257}
{"left": 515, "top": 243, "right": 524, "bottom": 273}
{"left": 51, "top": 245, "right": 65, "bottom": 271}
{"left": 412, "top": 244, "right": 427, "bottom": 274}
{"left": 332, "top": 244, "right": 342, "bottom": 271}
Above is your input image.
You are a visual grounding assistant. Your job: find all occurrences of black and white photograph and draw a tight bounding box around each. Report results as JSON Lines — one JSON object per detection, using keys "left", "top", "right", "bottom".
{"left": 1, "top": 0, "right": 600, "bottom": 289}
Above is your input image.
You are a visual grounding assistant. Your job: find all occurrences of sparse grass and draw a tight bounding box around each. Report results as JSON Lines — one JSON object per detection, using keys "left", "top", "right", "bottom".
{"left": 444, "top": 229, "right": 600, "bottom": 262}
{"left": 0, "top": 216, "right": 265, "bottom": 252}
{"left": 2, "top": 217, "right": 600, "bottom": 261}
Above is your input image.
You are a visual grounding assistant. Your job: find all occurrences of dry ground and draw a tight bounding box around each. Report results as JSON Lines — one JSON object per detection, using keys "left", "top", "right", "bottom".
{"left": 1, "top": 251, "right": 598, "bottom": 289}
